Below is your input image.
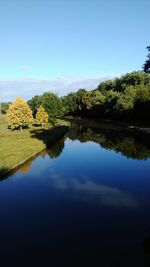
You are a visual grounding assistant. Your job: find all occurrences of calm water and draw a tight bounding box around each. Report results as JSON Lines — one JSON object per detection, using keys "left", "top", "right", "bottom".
{"left": 1, "top": 121, "right": 150, "bottom": 267}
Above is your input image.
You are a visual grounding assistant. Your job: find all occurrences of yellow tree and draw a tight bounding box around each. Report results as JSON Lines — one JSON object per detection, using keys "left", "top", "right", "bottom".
{"left": 7, "top": 97, "right": 33, "bottom": 131}
{"left": 35, "top": 105, "right": 48, "bottom": 128}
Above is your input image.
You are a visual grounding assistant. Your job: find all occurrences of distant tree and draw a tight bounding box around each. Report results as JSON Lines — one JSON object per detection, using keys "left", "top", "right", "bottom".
{"left": 116, "top": 86, "right": 136, "bottom": 112}
{"left": 82, "top": 90, "right": 105, "bottom": 110}
{"left": 103, "top": 90, "right": 120, "bottom": 114}
{"left": 62, "top": 92, "right": 79, "bottom": 114}
{"left": 28, "top": 95, "right": 42, "bottom": 117}
{"left": 35, "top": 105, "right": 48, "bottom": 127}
{"left": 97, "top": 71, "right": 150, "bottom": 93}
{"left": 82, "top": 91, "right": 93, "bottom": 109}
{"left": 75, "top": 89, "right": 86, "bottom": 110}
{"left": 62, "top": 89, "right": 86, "bottom": 114}
{"left": 7, "top": 97, "right": 33, "bottom": 131}
{"left": 42, "top": 92, "right": 64, "bottom": 124}
{"left": 143, "top": 46, "right": 150, "bottom": 73}
{"left": 1, "top": 102, "right": 11, "bottom": 114}
{"left": 97, "top": 79, "right": 116, "bottom": 91}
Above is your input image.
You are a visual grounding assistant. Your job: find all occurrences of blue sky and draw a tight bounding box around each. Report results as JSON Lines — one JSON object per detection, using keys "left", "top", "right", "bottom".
{"left": 0, "top": 0, "right": 149, "bottom": 101}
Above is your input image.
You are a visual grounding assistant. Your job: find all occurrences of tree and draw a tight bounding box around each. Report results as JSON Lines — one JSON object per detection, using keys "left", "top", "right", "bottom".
{"left": 82, "top": 90, "right": 105, "bottom": 110}
{"left": 42, "top": 92, "right": 64, "bottom": 124}
{"left": 7, "top": 97, "right": 33, "bottom": 131}
{"left": 62, "top": 92, "right": 79, "bottom": 114}
{"left": 116, "top": 86, "right": 136, "bottom": 112}
{"left": 143, "top": 46, "right": 150, "bottom": 73}
{"left": 1, "top": 102, "right": 11, "bottom": 114}
{"left": 28, "top": 95, "right": 42, "bottom": 117}
{"left": 35, "top": 105, "right": 48, "bottom": 127}
{"left": 62, "top": 89, "right": 86, "bottom": 114}
{"left": 97, "top": 71, "right": 150, "bottom": 93}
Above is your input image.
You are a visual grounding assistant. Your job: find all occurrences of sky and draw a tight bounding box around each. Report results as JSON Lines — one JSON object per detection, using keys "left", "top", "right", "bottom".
{"left": 0, "top": 0, "right": 149, "bottom": 101}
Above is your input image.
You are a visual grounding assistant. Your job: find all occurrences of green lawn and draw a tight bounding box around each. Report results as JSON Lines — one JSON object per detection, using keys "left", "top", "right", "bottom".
{"left": 0, "top": 115, "right": 69, "bottom": 176}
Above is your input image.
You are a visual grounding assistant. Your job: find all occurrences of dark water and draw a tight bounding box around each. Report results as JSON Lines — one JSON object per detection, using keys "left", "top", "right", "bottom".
{"left": 1, "top": 121, "right": 150, "bottom": 267}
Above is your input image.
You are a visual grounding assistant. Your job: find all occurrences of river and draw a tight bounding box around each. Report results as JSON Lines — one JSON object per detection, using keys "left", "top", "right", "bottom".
{"left": 0, "top": 120, "right": 150, "bottom": 266}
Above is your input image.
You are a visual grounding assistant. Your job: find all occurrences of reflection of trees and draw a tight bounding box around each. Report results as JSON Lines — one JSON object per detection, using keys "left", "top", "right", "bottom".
{"left": 19, "top": 149, "right": 47, "bottom": 174}
{"left": 68, "top": 125, "right": 150, "bottom": 160}
{"left": 19, "top": 137, "right": 65, "bottom": 174}
{"left": 18, "top": 138, "right": 65, "bottom": 174}
{"left": 19, "top": 159, "right": 32, "bottom": 174}
{"left": 47, "top": 137, "right": 65, "bottom": 159}
{"left": 40, "top": 149, "right": 47, "bottom": 158}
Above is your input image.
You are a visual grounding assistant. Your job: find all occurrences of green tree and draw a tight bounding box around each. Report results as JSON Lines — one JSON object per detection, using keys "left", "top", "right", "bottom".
{"left": 1, "top": 102, "right": 11, "bottom": 114}
{"left": 82, "top": 91, "right": 93, "bottom": 109}
{"left": 7, "top": 97, "right": 33, "bottom": 131}
{"left": 28, "top": 95, "right": 42, "bottom": 117}
{"left": 42, "top": 92, "right": 64, "bottom": 124}
{"left": 82, "top": 90, "right": 105, "bottom": 110}
{"left": 143, "top": 46, "right": 150, "bottom": 73}
{"left": 97, "top": 79, "right": 116, "bottom": 92}
{"left": 35, "top": 105, "right": 49, "bottom": 127}
{"left": 62, "top": 92, "right": 79, "bottom": 114}
{"left": 97, "top": 71, "right": 150, "bottom": 93}
{"left": 116, "top": 86, "right": 136, "bottom": 112}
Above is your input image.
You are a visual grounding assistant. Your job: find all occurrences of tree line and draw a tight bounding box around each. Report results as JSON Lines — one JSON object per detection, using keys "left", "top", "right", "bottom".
{"left": 62, "top": 71, "right": 150, "bottom": 122}
{"left": 2, "top": 45, "right": 150, "bottom": 130}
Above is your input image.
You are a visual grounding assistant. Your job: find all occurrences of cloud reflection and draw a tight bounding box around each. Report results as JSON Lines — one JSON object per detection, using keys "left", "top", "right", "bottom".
{"left": 49, "top": 173, "right": 138, "bottom": 208}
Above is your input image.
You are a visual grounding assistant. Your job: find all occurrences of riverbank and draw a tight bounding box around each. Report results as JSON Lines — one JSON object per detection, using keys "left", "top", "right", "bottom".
{"left": 66, "top": 116, "right": 150, "bottom": 135}
{"left": 0, "top": 115, "right": 69, "bottom": 178}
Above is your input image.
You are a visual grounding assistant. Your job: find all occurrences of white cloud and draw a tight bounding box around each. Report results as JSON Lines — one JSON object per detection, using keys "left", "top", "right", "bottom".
{"left": 0, "top": 75, "right": 111, "bottom": 102}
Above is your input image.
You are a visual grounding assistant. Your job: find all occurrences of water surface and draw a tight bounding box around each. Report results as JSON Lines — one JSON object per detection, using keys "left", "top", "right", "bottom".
{"left": 0, "top": 122, "right": 150, "bottom": 267}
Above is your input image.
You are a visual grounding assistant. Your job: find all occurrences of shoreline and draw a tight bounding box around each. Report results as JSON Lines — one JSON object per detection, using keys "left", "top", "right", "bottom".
{"left": 0, "top": 125, "right": 69, "bottom": 179}
{"left": 66, "top": 116, "right": 150, "bottom": 135}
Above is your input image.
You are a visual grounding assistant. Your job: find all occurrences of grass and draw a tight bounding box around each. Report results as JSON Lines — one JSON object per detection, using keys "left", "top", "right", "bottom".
{"left": 0, "top": 115, "right": 69, "bottom": 176}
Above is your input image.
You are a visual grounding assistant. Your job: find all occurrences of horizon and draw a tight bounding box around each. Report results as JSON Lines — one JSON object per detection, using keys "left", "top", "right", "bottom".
{"left": 0, "top": 0, "right": 149, "bottom": 101}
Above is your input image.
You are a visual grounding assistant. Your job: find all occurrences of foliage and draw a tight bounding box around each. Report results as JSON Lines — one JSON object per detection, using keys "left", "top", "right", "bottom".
{"left": 28, "top": 92, "right": 65, "bottom": 125}
{"left": 68, "top": 125, "right": 150, "bottom": 160}
{"left": 63, "top": 71, "right": 150, "bottom": 122}
{"left": 28, "top": 95, "right": 42, "bottom": 117}
{"left": 115, "top": 86, "right": 136, "bottom": 111}
{"left": 98, "top": 71, "right": 150, "bottom": 92}
{"left": 102, "top": 90, "right": 120, "bottom": 114}
{"left": 62, "top": 89, "right": 86, "bottom": 114}
{"left": 82, "top": 90, "right": 105, "bottom": 110}
{"left": 62, "top": 92, "right": 79, "bottom": 113}
{"left": 41, "top": 92, "right": 64, "bottom": 124}
{"left": 1, "top": 102, "right": 11, "bottom": 114}
{"left": 35, "top": 105, "right": 49, "bottom": 127}
{"left": 143, "top": 46, "right": 150, "bottom": 73}
{"left": 7, "top": 97, "right": 33, "bottom": 131}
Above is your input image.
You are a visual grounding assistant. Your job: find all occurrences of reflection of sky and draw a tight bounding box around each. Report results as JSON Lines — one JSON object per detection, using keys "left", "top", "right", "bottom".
{"left": 1, "top": 134, "right": 150, "bottom": 267}
{"left": 46, "top": 172, "right": 138, "bottom": 208}
{"left": 11, "top": 160, "right": 138, "bottom": 208}
{"left": 5, "top": 138, "right": 150, "bottom": 210}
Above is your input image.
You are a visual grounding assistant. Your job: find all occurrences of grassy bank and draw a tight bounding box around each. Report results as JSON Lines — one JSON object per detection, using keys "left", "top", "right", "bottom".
{"left": 0, "top": 115, "right": 69, "bottom": 177}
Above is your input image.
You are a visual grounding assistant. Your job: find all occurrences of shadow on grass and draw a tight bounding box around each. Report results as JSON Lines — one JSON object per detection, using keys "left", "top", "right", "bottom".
{"left": 30, "top": 125, "right": 69, "bottom": 148}
{"left": 0, "top": 126, "right": 69, "bottom": 181}
{"left": 30, "top": 125, "right": 69, "bottom": 160}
